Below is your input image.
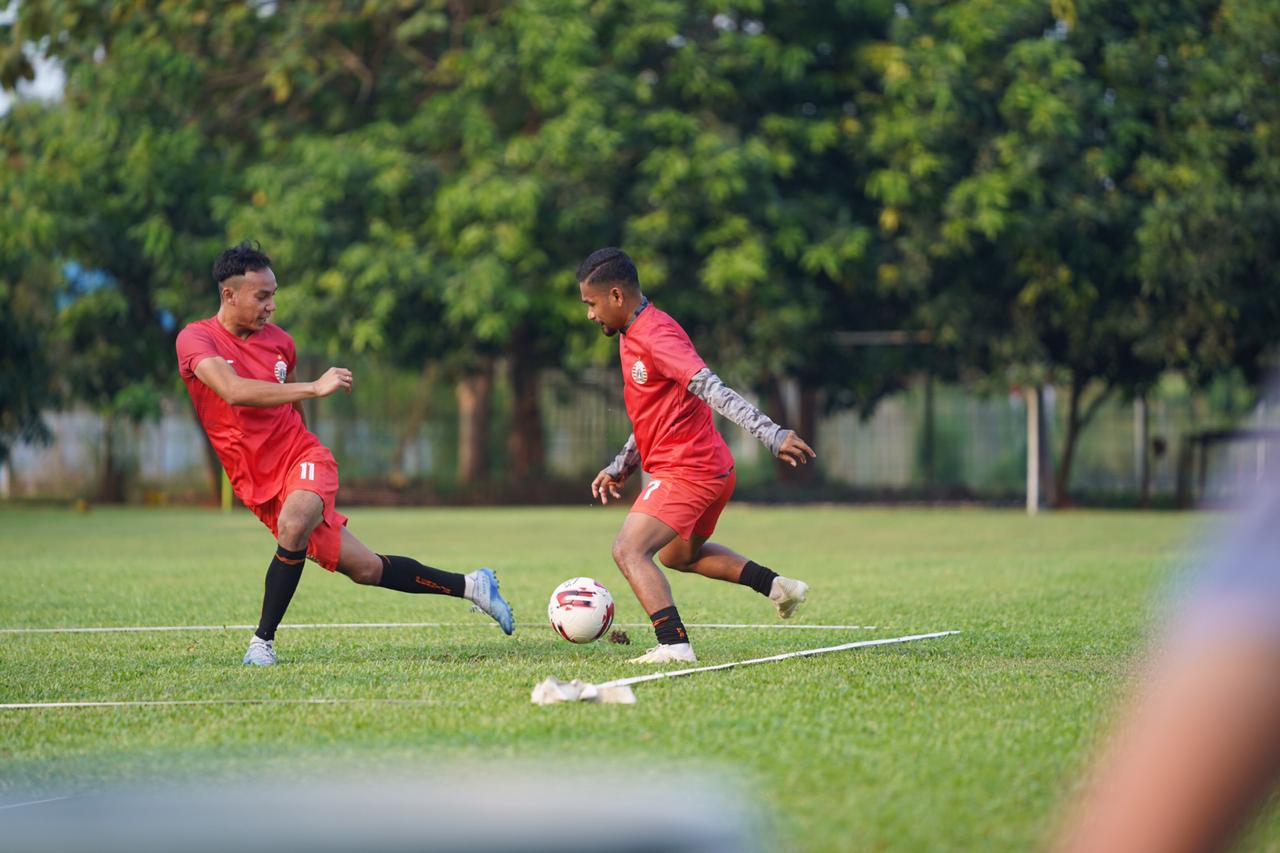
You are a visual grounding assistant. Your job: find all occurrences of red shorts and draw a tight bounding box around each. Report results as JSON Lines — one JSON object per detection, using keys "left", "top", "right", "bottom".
{"left": 247, "top": 450, "right": 348, "bottom": 571}
{"left": 630, "top": 469, "right": 735, "bottom": 541}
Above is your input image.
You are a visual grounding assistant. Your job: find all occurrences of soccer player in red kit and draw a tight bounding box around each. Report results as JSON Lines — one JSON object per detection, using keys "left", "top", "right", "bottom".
{"left": 177, "top": 242, "right": 514, "bottom": 666}
{"left": 577, "top": 248, "right": 816, "bottom": 664}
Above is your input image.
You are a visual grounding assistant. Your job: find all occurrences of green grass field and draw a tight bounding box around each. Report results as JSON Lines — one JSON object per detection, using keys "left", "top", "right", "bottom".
{"left": 3, "top": 504, "right": 1268, "bottom": 849}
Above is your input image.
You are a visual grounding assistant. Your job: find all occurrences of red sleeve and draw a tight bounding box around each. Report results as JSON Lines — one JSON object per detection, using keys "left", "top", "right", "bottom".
{"left": 646, "top": 317, "right": 707, "bottom": 388}
{"left": 175, "top": 324, "right": 220, "bottom": 380}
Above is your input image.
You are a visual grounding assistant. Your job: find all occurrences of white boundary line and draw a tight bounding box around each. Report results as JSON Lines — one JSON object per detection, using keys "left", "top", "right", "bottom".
{"left": 615, "top": 622, "right": 878, "bottom": 631}
{"left": 0, "top": 797, "right": 72, "bottom": 810}
{"left": 0, "top": 622, "right": 453, "bottom": 635}
{"left": 599, "top": 630, "right": 960, "bottom": 690}
{"left": 0, "top": 698, "right": 443, "bottom": 710}
{"left": 0, "top": 622, "right": 880, "bottom": 635}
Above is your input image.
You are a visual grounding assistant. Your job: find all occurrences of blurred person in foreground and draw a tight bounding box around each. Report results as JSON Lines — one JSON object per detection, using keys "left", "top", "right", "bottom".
{"left": 1055, "top": 400, "right": 1280, "bottom": 852}
{"left": 176, "top": 241, "right": 513, "bottom": 666}
{"left": 576, "top": 247, "right": 816, "bottom": 665}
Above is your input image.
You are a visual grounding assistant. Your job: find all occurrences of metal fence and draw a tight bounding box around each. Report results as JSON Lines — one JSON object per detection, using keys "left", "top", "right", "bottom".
{"left": 3, "top": 366, "right": 1277, "bottom": 505}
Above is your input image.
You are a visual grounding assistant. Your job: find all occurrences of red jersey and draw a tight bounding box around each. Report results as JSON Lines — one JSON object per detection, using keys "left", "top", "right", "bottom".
{"left": 619, "top": 304, "right": 734, "bottom": 478}
{"left": 176, "top": 317, "right": 328, "bottom": 506}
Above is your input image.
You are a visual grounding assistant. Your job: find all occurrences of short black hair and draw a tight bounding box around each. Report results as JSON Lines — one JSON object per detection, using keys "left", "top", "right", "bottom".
{"left": 213, "top": 240, "right": 272, "bottom": 285}
{"left": 577, "top": 247, "right": 639, "bottom": 291}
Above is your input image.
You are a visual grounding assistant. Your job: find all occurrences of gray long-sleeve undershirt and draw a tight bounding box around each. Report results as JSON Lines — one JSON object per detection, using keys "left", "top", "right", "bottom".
{"left": 602, "top": 368, "right": 790, "bottom": 478}
{"left": 687, "top": 368, "right": 790, "bottom": 456}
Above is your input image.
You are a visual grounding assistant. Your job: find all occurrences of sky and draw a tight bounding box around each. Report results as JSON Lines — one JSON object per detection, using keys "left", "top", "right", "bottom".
{"left": 0, "top": 1, "right": 66, "bottom": 115}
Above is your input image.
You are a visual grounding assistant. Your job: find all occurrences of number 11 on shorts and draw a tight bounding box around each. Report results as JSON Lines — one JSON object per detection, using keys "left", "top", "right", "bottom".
{"left": 299, "top": 461, "right": 316, "bottom": 481}
{"left": 642, "top": 479, "right": 662, "bottom": 501}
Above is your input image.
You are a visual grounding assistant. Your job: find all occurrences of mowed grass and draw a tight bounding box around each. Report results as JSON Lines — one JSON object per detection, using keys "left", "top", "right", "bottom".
{"left": 0, "top": 504, "right": 1260, "bottom": 849}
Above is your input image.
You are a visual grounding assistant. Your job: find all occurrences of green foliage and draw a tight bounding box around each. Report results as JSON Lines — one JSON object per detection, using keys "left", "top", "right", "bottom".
{"left": 1, "top": 0, "right": 1277, "bottom": 492}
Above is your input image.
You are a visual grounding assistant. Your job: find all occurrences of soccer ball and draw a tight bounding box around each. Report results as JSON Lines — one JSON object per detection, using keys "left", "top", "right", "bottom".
{"left": 547, "top": 577, "right": 616, "bottom": 644}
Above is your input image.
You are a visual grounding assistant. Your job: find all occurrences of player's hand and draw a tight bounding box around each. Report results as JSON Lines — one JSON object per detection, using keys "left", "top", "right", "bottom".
{"left": 777, "top": 431, "right": 816, "bottom": 467}
{"left": 313, "top": 367, "right": 354, "bottom": 398}
{"left": 591, "top": 469, "right": 626, "bottom": 505}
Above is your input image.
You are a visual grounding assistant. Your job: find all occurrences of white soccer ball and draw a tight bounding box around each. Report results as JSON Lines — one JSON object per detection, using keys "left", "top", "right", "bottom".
{"left": 547, "top": 577, "right": 616, "bottom": 644}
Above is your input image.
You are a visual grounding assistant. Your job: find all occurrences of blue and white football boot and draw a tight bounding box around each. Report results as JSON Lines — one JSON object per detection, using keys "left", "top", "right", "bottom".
{"left": 467, "top": 567, "right": 515, "bottom": 635}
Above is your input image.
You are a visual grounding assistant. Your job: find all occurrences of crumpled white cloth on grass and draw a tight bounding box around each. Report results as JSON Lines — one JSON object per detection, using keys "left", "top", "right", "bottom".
{"left": 530, "top": 677, "right": 636, "bottom": 705}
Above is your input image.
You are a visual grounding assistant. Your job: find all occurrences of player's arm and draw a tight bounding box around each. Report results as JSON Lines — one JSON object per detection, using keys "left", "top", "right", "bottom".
{"left": 192, "top": 356, "right": 352, "bottom": 407}
{"left": 286, "top": 368, "right": 307, "bottom": 424}
{"left": 686, "top": 368, "right": 816, "bottom": 467}
{"left": 591, "top": 434, "right": 640, "bottom": 505}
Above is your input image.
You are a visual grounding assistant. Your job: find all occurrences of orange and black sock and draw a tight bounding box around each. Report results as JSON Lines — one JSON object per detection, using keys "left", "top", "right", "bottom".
{"left": 376, "top": 555, "right": 465, "bottom": 597}
{"left": 255, "top": 544, "right": 306, "bottom": 641}
{"left": 738, "top": 560, "right": 778, "bottom": 597}
{"left": 649, "top": 605, "right": 688, "bottom": 646}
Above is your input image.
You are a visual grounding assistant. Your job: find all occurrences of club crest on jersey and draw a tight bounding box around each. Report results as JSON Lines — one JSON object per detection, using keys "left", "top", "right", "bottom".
{"left": 631, "top": 359, "right": 648, "bottom": 385}
{"left": 274, "top": 359, "right": 288, "bottom": 384}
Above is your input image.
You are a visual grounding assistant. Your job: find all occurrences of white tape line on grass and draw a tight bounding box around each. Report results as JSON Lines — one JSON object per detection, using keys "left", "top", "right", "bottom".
{"left": 0, "top": 622, "right": 879, "bottom": 635}
{"left": 0, "top": 698, "right": 443, "bottom": 710}
{"left": 615, "top": 622, "right": 878, "bottom": 631}
{"left": 0, "top": 622, "right": 452, "bottom": 635}
{"left": 600, "top": 630, "right": 960, "bottom": 691}
{"left": 0, "top": 797, "right": 72, "bottom": 810}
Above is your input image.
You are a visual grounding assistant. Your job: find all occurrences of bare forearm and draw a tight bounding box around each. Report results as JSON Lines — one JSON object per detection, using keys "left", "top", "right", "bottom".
{"left": 225, "top": 377, "right": 319, "bottom": 407}
{"left": 687, "top": 368, "right": 788, "bottom": 456}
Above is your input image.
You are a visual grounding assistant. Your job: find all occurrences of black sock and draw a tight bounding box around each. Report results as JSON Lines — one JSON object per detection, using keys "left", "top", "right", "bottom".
{"left": 377, "top": 555, "right": 465, "bottom": 597}
{"left": 649, "top": 605, "right": 688, "bottom": 646}
{"left": 738, "top": 560, "right": 779, "bottom": 597}
{"left": 255, "top": 545, "right": 306, "bottom": 641}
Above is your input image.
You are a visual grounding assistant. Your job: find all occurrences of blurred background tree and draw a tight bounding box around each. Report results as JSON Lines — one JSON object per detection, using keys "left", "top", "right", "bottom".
{"left": 1, "top": 0, "right": 1277, "bottom": 503}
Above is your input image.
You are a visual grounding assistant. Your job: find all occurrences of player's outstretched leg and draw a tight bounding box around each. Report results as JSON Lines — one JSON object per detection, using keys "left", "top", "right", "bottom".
{"left": 659, "top": 538, "right": 809, "bottom": 620}
{"left": 336, "top": 528, "right": 515, "bottom": 635}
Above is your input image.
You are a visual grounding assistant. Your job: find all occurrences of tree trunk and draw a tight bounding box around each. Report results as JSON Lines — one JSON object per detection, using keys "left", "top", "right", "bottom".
{"left": 1036, "top": 385, "right": 1056, "bottom": 505}
{"left": 1053, "top": 374, "right": 1111, "bottom": 508}
{"left": 394, "top": 363, "right": 437, "bottom": 482}
{"left": 922, "top": 371, "right": 935, "bottom": 491}
{"left": 1136, "top": 394, "right": 1152, "bottom": 508}
{"left": 456, "top": 360, "right": 494, "bottom": 487}
{"left": 1054, "top": 378, "right": 1083, "bottom": 509}
{"left": 776, "top": 378, "right": 818, "bottom": 485}
{"left": 99, "top": 412, "right": 125, "bottom": 503}
{"left": 507, "top": 330, "right": 545, "bottom": 486}
{"left": 186, "top": 400, "right": 223, "bottom": 504}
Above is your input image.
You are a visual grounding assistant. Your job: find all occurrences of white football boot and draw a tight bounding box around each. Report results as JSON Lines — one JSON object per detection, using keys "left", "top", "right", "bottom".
{"left": 243, "top": 635, "right": 276, "bottom": 666}
{"left": 627, "top": 642, "right": 698, "bottom": 665}
{"left": 769, "top": 576, "right": 809, "bottom": 619}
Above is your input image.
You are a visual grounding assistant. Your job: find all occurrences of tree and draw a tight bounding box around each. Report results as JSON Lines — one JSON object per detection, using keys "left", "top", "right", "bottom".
{"left": 863, "top": 0, "right": 1269, "bottom": 504}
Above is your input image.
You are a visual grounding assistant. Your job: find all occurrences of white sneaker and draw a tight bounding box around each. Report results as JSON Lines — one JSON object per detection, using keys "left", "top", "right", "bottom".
{"left": 769, "top": 577, "right": 808, "bottom": 619}
{"left": 243, "top": 636, "right": 276, "bottom": 666}
{"left": 627, "top": 642, "right": 697, "bottom": 665}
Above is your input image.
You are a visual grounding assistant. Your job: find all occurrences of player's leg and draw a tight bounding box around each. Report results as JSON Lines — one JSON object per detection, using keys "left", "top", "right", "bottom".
{"left": 659, "top": 537, "right": 808, "bottom": 618}
{"left": 611, "top": 511, "right": 696, "bottom": 663}
{"left": 658, "top": 537, "right": 744, "bottom": 581}
{"left": 245, "top": 488, "right": 325, "bottom": 666}
{"left": 656, "top": 469, "right": 809, "bottom": 618}
{"left": 334, "top": 527, "right": 515, "bottom": 636}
